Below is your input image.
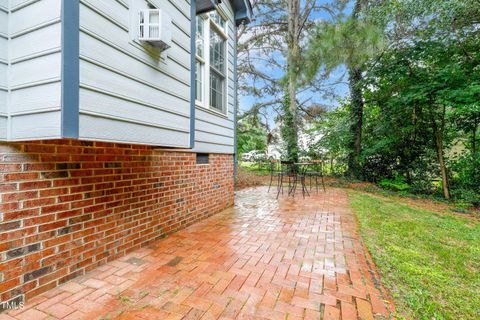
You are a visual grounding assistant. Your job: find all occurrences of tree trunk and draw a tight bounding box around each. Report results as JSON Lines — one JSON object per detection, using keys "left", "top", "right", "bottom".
{"left": 346, "top": 1, "right": 364, "bottom": 179}
{"left": 435, "top": 133, "right": 450, "bottom": 200}
{"left": 286, "top": 0, "right": 300, "bottom": 162}
{"left": 431, "top": 110, "right": 450, "bottom": 199}
{"left": 347, "top": 67, "right": 364, "bottom": 178}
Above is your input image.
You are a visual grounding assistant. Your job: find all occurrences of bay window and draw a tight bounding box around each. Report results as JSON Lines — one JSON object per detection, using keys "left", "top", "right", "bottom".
{"left": 195, "top": 12, "right": 227, "bottom": 114}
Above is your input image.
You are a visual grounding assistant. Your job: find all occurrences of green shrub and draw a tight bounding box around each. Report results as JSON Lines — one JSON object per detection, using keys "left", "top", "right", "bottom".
{"left": 378, "top": 176, "right": 411, "bottom": 192}
{"left": 451, "top": 188, "right": 480, "bottom": 208}
{"left": 449, "top": 152, "right": 480, "bottom": 207}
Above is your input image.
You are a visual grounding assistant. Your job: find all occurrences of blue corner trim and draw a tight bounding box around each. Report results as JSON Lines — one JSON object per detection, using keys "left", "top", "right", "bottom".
{"left": 190, "top": 0, "right": 196, "bottom": 149}
{"left": 233, "top": 24, "right": 238, "bottom": 177}
{"left": 61, "top": 0, "right": 80, "bottom": 138}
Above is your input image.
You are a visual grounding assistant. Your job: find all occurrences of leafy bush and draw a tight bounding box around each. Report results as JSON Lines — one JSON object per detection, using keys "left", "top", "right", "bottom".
{"left": 451, "top": 188, "right": 480, "bottom": 208}
{"left": 407, "top": 156, "right": 439, "bottom": 194}
{"left": 239, "top": 161, "right": 270, "bottom": 176}
{"left": 237, "top": 115, "right": 267, "bottom": 155}
{"left": 449, "top": 152, "right": 480, "bottom": 207}
{"left": 378, "top": 176, "right": 411, "bottom": 192}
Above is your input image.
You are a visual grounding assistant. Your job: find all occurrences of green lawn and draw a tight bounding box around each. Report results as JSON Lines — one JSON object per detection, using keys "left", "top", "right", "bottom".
{"left": 349, "top": 191, "right": 480, "bottom": 320}
{"left": 238, "top": 161, "right": 270, "bottom": 176}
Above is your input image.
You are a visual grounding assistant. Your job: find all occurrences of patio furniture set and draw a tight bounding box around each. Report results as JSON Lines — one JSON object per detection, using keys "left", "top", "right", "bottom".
{"left": 267, "top": 160, "right": 326, "bottom": 198}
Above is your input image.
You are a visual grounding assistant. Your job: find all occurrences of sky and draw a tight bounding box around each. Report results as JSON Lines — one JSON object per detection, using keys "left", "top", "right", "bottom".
{"left": 238, "top": 0, "right": 354, "bottom": 128}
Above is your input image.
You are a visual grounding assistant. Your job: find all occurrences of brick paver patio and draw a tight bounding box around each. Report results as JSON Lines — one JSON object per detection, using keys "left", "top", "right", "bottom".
{"left": 2, "top": 187, "right": 394, "bottom": 320}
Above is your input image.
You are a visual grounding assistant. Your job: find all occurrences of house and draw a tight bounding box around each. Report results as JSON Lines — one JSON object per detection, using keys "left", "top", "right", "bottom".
{"left": 0, "top": 0, "right": 251, "bottom": 307}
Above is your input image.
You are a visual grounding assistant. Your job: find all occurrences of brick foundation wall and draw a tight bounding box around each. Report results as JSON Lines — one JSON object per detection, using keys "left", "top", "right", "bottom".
{"left": 0, "top": 139, "right": 234, "bottom": 306}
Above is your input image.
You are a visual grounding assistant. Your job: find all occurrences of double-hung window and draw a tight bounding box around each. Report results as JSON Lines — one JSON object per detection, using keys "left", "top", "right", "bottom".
{"left": 195, "top": 12, "right": 228, "bottom": 114}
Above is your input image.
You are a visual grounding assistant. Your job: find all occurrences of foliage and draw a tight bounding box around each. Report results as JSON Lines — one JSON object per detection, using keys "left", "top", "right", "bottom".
{"left": 449, "top": 152, "right": 480, "bottom": 206}
{"left": 307, "top": 104, "right": 350, "bottom": 174}
{"left": 304, "top": 0, "right": 386, "bottom": 179}
{"left": 239, "top": 160, "right": 270, "bottom": 176}
{"left": 280, "top": 91, "right": 299, "bottom": 161}
{"left": 303, "top": 0, "right": 480, "bottom": 204}
{"left": 238, "top": 0, "right": 479, "bottom": 204}
{"left": 237, "top": 0, "right": 346, "bottom": 114}
{"left": 378, "top": 176, "right": 410, "bottom": 192}
{"left": 236, "top": 114, "right": 268, "bottom": 155}
{"left": 237, "top": 0, "right": 347, "bottom": 162}
{"left": 304, "top": 13, "right": 384, "bottom": 80}
{"left": 350, "top": 191, "right": 480, "bottom": 320}
{"left": 359, "top": 0, "right": 480, "bottom": 200}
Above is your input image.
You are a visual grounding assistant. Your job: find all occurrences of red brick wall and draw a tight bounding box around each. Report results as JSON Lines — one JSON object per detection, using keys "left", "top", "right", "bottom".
{"left": 0, "top": 140, "right": 234, "bottom": 305}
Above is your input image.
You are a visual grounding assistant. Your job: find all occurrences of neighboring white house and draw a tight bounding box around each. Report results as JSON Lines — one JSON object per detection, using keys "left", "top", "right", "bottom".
{"left": 266, "top": 118, "right": 322, "bottom": 159}
{"left": 299, "top": 121, "right": 322, "bottom": 152}
{"left": 0, "top": 0, "right": 252, "bottom": 154}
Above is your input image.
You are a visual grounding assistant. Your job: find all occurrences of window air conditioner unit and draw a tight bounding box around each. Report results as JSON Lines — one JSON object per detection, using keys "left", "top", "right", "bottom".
{"left": 138, "top": 9, "right": 172, "bottom": 51}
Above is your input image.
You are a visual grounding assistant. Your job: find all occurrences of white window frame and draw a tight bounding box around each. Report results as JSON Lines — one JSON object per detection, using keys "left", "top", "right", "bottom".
{"left": 195, "top": 11, "right": 229, "bottom": 116}
{"left": 195, "top": 16, "right": 205, "bottom": 104}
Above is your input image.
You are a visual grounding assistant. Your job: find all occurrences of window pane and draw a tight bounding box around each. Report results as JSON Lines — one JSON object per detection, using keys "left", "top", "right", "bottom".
{"left": 210, "top": 70, "right": 224, "bottom": 112}
{"left": 210, "top": 12, "right": 225, "bottom": 29}
{"left": 196, "top": 17, "right": 204, "bottom": 58}
{"left": 210, "top": 28, "right": 225, "bottom": 73}
{"left": 195, "top": 60, "right": 202, "bottom": 101}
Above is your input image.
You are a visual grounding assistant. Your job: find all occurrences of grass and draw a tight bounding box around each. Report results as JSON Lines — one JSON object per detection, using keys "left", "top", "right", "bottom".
{"left": 349, "top": 191, "right": 480, "bottom": 320}
{"left": 238, "top": 161, "right": 270, "bottom": 176}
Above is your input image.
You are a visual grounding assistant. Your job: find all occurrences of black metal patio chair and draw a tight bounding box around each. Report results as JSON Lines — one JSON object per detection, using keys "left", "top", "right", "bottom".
{"left": 276, "top": 161, "right": 296, "bottom": 199}
{"left": 289, "top": 162, "right": 310, "bottom": 198}
{"left": 305, "top": 160, "right": 326, "bottom": 193}
{"left": 267, "top": 160, "right": 280, "bottom": 192}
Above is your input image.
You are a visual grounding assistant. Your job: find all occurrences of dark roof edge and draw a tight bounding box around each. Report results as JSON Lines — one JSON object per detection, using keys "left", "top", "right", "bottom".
{"left": 196, "top": 0, "right": 252, "bottom": 26}
{"left": 231, "top": 0, "right": 252, "bottom": 26}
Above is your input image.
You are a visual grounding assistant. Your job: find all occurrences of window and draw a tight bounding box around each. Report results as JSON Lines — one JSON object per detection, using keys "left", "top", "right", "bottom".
{"left": 195, "top": 16, "right": 205, "bottom": 102}
{"left": 210, "top": 12, "right": 225, "bottom": 29}
{"left": 195, "top": 11, "right": 228, "bottom": 114}
{"left": 195, "top": 61, "right": 203, "bottom": 101}
{"left": 209, "top": 26, "right": 226, "bottom": 112}
{"left": 196, "top": 17, "right": 204, "bottom": 58}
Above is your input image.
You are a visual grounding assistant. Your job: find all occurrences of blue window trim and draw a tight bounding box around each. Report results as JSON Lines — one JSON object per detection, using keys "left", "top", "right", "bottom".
{"left": 233, "top": 23, "right": 238, "bottom": 176}
{"left": 190, "top": 0, "right": 197, "bottom": 148}
{"left": 60, "top": 0, "right": 79, "bottom": 138}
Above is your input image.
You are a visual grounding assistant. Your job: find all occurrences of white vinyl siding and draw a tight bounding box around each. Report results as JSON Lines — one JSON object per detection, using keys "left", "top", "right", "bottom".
{"left": 0, "top": 1, "right": 7, "bottom": 139}
{"left": 1, "top": 0, "right": 62, "bottom": 141}
{"left": 0, "top": 0, "right": 9, "bottom": 140}
{"left": 0, "top": 0, "right": 238, "bottom": 154}
{"left": 78, "top": 0, "right": 191, "bottom": 147}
